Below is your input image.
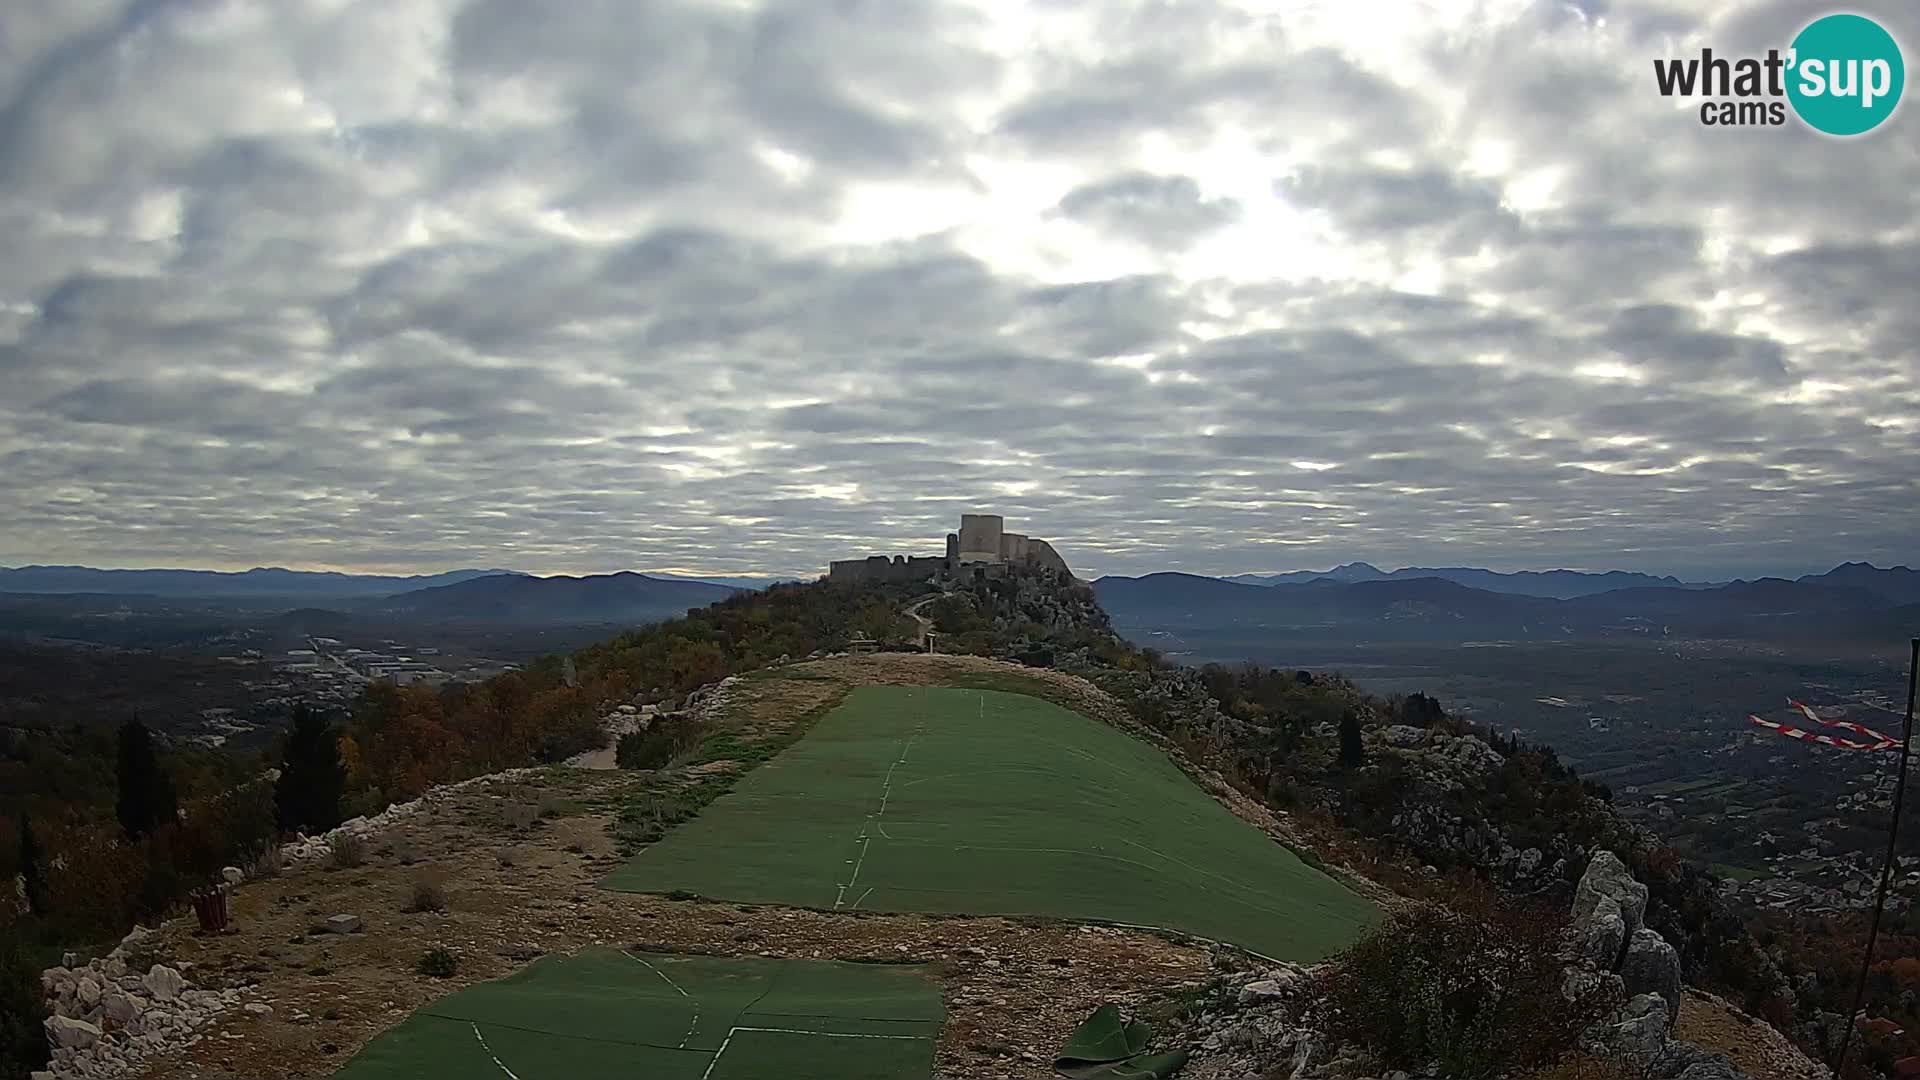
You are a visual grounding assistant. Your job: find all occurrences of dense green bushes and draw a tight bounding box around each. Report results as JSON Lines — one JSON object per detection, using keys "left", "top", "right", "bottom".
{"left": 1315, "top": 886, "right": 1617, "bottom": 1077}
{"left": 0, "top": 935, "right": 49, "bottom": 1080}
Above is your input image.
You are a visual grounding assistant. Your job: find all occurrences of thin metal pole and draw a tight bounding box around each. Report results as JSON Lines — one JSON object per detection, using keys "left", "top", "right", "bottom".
{"left": 1834, "top": 638, "right": 1920, "bottom": 1077}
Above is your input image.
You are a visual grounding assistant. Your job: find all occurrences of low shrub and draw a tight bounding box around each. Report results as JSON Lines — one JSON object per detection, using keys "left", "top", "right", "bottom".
{"left": 250, "top": 844, "right": 282, "bottom": 880}
{"left": 1313, "top": 885, "right": 1616, "bottom": 1078}
{"left": 417, "top": 947, "right": 458, "bottom": 978}
{"left": 616, "top": 729, "right": 681, "bottom": 770}
{"left": 404, "top": 880, "right": 447, "bottom": 913}
{"left": 329, "top": 834, "right": 366, "bottom": 870}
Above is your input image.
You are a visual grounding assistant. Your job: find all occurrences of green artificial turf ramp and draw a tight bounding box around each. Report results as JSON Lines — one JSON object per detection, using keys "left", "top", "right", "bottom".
{"left": 329, "top": 949, "right": 943, "bottom": 1080}
{"left": 604, "top": 685, "right": 1377, "bottom": 961}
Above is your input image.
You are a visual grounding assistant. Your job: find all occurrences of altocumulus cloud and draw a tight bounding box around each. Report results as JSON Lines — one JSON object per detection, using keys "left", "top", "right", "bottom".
{"left": 0, "top": 0, "right": 1915, "bottom": 582}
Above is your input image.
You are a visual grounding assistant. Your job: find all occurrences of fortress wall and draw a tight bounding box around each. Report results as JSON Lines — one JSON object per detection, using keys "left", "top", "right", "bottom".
{"left": 831, "top": 514, "right": 1070, "bottom": 584}
{"left": 828, "top": 554, "right": 948, "bottom": 584}
{"left": 1026, "top": 539, "right": 1072, "bottom": 577}
{"left": 958, "top": 513, "right": 1004, "bottom": 560}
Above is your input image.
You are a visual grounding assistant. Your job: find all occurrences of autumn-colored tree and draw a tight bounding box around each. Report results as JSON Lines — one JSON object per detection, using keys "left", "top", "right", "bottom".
{"left": 337, "top": 734, "right": 365, "bottom": 790}
{"left": 42, "top": 821, "right": 148, "bottom": 937}
{"left": 668, "top": 640, "right": 729, "bottom": 691}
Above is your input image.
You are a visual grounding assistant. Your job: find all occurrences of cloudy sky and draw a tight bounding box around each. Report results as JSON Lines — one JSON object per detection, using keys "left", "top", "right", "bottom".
{"left": 1, "top": 0, "right": 1915, "bottom": 582}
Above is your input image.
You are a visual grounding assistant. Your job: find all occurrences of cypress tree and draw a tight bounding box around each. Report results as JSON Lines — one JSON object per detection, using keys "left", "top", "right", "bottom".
{"left": 17, "top": 815, "right": 47, "bottom": 916}
{"left": 1339, "top": 709, "right": 1366, "bottom": 767}
{"left": 116, "top": 720, "right": 178, "bottom": 839}
{"left": 276, "top": 705, "right": 345, "bottom": 835}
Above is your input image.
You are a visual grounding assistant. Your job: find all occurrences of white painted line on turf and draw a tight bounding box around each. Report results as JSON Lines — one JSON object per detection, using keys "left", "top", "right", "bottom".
{"left": 622, "top": 951, "right": 692, "bottom": 996}
{"left": 699, "top": 1028, "right": 737, "bottom": 1080}
{"left": 851, "top": 886, "right": 874, "bottom": 909}
{"left": 840, "top": 835, "right": 874, "bottom": 903}
{"left": 835, "top": 722, "right": 921, "bottom": 909}
{"left": 733, "top": 1025, "right": 923, "bottom": 1039}
{"left": 471, "top": 1023, "right": 523, "bottom": 1080}
{"left": 622, "top": 951, "right": 701, "bottom": 1047}
{"left": 702, "top": 1022, "right": 927, "bottom": 1079}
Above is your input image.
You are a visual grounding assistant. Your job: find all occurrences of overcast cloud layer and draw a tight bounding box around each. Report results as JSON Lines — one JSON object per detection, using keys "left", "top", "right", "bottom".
{"left": 1, "top": 0, "right": 1916, "bottom": 581}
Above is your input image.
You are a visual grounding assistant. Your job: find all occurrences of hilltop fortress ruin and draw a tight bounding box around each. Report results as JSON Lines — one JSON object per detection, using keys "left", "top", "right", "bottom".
{"left": 828, "top": 513, "right": 1074, "bottom": 584}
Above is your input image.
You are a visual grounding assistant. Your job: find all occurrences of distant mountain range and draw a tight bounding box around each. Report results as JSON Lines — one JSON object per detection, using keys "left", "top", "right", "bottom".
{"left": 1220, "top": 562, "right": 1703, "bottom": 598}
{"left": 362, "top": 571, "right": 738, "bottom": 624}
{"left": 6, "top": 559, "right": 1913, "bottom": 644}
{"left": 0, "top": 565, "right": 515, "bottom": 599}
{"left": 1217, "top": 560, "right": 1920, "bottom": 605}
{"left": 1097, "top": 563, "right": 1920, "bottom": 646}
{"left": 0, "top": 565, "right": 790, "bottom": 600}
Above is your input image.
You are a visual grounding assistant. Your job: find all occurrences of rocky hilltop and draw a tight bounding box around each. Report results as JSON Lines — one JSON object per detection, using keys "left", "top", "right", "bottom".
{"left": 1178, "top": 850, "right": 1821, "bottom": 1080}
{"left": 18, "top": 569, "right": 1837, "bottom": 1080}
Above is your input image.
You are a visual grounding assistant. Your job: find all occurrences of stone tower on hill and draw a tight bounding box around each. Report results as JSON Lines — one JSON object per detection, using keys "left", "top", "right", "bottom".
{"left": 828, "top": 512, "right": 1073, "bottom": 584}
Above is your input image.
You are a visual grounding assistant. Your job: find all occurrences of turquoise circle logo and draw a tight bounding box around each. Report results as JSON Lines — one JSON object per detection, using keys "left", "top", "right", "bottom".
{"left": 1787, "top": 13, "right": 1905, "bottom": 136}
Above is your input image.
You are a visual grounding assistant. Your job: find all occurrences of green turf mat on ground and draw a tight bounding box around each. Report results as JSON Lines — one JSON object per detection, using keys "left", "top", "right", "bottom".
{"left": 329, "top": 949, "right": 943, "bottom": 1080}
{"left": 603, "top": 685, "right": 1378, "bottom": 961}
{"left": 1055, "top": 1003, "right": 1189, "bottom": 1080}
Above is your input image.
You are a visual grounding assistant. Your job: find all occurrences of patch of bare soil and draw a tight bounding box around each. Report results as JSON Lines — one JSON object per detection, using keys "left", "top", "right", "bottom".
{"left": 136, "top": 762, "right": 1208, "bottom": 1079}
{"left": 1676, "top": 988, "right": 1830, "bottom": 1080}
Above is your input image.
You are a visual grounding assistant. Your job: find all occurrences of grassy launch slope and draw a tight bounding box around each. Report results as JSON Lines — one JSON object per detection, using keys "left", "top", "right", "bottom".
{"left": 604, "top": 686, "right": 1376, "bottom": 961}
{"left": 330, "top": 948, "right": 943, "bottom": 1080}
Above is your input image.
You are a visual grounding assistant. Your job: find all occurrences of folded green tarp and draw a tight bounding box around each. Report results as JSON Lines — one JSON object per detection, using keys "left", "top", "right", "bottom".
{"left": 1054, "top": 1003, "right": 1189, "bottom": 1080}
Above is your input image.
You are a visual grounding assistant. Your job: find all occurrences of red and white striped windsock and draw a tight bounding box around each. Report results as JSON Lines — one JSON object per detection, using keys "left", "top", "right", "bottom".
{"left": 1788, "top": 698, "right": 1897, "bottom": 747}
{"left": 1747, "top": 711, "right": 1896, "bottom": 752}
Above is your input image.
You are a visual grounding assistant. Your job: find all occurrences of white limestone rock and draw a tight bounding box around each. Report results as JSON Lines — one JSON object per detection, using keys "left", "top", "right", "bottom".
{"left": 46, "top": 1015, "right": 102, "bottom": 1050}
{"left": 142, "top": 965, "right": 186, "bottom": 1002}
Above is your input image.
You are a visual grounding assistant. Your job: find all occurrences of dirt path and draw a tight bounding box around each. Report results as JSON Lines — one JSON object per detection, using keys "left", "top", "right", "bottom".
{"left": 1676, "top": 988, "right": 1832, "bottom": 1080}
{"left": 905, "top": 593, "right": 940, "bottom": 648}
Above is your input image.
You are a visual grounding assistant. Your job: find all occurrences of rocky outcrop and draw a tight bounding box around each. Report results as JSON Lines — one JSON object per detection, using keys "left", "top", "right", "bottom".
{"left": 1184, "top": 961, "right": 1331, "bottom": 1078}
{"left": 1381, "top": 725, "right": 1428, "bottom": 748}
{"left": 1576, "top": 907, "right": 1628, "bottom": 969}
{"left": 682, "top": 674, "right": 746, "bottom": 725}
{"left": 39, "top": 927, "right": 258, "bottom": 1079}
{"left": 1564, "top": 851, "right": 1751, "bottom": 1079}
{"left": 1620, "top": 928, "right": 1683, "bottom": 1019}
{"left": 1587, "top": 993, "right": 1670, "bottom": 1061}
{"left": 1178, "top": 958, "right": 1755, "bottom": 1080}
{"left": 1570, "top": 851, "right": 1648, "bottom": 973}
{"left": 1568, "top": 853, "right": 1669, "bottom": 1019}
{"left": 1429, "top": 733, "right": 1505, "bottom": 775}
{"left": 560, "top": 700, "right": 660, "bottom": 769}
{"left": 1574, "top": 851, "right": 1648, "bottom": 940}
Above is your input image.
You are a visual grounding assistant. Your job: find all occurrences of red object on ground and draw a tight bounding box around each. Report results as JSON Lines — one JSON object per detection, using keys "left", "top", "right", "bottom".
{"left": 192, "top": 886, "right": 230, "bottom": 933}
{"left": 1858, "top": 1015, "right": 1903, "bottom": 1038}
